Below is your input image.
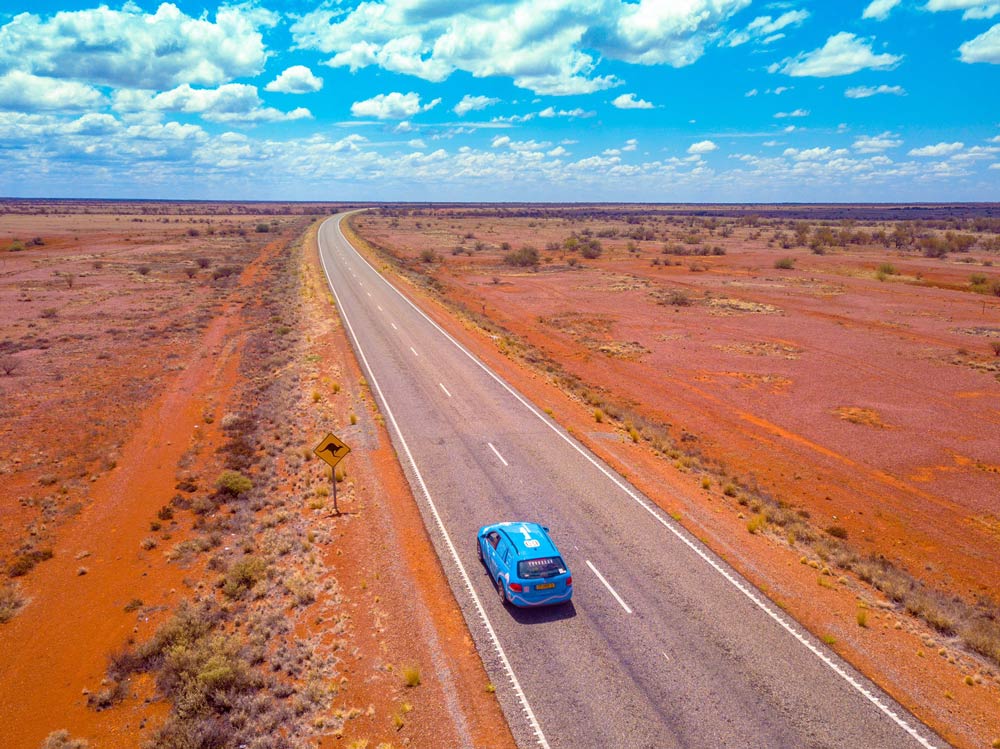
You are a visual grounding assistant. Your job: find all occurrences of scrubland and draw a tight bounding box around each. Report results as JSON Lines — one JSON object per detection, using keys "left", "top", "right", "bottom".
{"left": 0, "top": 201, "right": 511, "bottom": 749}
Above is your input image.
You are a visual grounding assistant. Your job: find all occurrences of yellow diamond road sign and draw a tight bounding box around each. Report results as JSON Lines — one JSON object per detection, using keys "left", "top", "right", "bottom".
{"left": 314, "top": 433, "right": 351, "bottom": 468}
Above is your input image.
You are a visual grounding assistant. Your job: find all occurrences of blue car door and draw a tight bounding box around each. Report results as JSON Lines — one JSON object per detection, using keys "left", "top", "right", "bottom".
{"left": 484, "top": 531, "right": 501, "bottom": 578}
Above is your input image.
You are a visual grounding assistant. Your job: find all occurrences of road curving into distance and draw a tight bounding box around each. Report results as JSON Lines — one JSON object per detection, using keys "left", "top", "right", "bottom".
{"left": 318, "top": 213, "right": 948, "bottom": 749}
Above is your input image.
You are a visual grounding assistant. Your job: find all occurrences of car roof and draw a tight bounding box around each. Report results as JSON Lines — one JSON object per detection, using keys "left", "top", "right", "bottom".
{"left": 491, "top": 522, "right": 560, "bottom": 559}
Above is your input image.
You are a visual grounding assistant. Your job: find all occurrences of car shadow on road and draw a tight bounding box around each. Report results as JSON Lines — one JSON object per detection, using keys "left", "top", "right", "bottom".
{"left": 506, "top": 601, "right": 577, "bottom": 624}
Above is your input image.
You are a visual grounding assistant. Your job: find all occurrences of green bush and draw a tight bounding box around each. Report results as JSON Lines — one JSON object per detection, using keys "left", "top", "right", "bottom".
{"left": 221, "top": 556, "right": 268, "bottom": 599}
{"left": 504, "top": 246, "right": 539, "bottom": 267}
{"left": 215, "top": 470, "right": 252, "bottom": 496}
{"left": 774, "top": 257, "right": 795, "bottom": 269}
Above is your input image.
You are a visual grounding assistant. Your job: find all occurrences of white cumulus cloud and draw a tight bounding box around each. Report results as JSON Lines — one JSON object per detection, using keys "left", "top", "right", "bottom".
{"left": 845, "top": 84, "right": 906, "bottom": 97}
{"left": 265, "top": 66, "right": 324, "bottom": 94}
{"left": 728, "top": 10, "right": 809, "bottom": 46}
{"left": 0, "top": 4, "right": 276, "bottom": 90}
{"left": 774, "top": 32, "right": 902, "bottom": 77}
{"left": 909, "top": 142, "right": 965, "bottom": 156}
{"left": 0, "top": 71, "right": 104, "bottom": 111}
{"left": 538, "top": 106, "right": 595, "bottom": 118}
{"left": 116, "top": 83, "right": 312, "bottom": 124}
{"left": 774, "top": 109, "right": 809, "bottom": 118}
{"left": 853, "top": 132, "right": 903, "bottom": 152}
{"left": 688, "top": 139, "right": 718, "bottom": 154}
{"left": 612, "top": 93, "right": 655, "bottom": 109}
{"left": 862, "top": 0, "right": 902, "bottom": 20}
{"left": 351, "top": 92, "right": 440, "bottom": 120}
{"left": 959, "top": 24, "right": 1000, "bottom": 63}
{"left": 926, "top": 0, "right": 1000, "bottom": 20}
{"left": 454, "top": 95, "right": 500, "bottom": 116}
{"left": 454, "top": 94, "right": 500, "bottom": 117}
{"left": 292, "top": 0, "right": 749, "bottom": 96}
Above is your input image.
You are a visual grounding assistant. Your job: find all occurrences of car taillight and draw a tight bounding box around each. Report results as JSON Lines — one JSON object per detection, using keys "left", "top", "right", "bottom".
{"left": 566, "top": 576, "right": 572, "bottom": 587}
{"left": 509, "top": 583, "right": 523, "bottom": 592}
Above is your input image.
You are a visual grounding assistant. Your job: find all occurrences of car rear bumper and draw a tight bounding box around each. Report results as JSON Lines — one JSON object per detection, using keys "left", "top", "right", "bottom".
{"left": 508, "top": 588, "right": 573, "bottom": 607}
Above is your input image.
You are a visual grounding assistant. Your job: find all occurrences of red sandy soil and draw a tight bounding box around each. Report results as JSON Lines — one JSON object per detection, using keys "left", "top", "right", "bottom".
{"left": 347, "top": 207, "right": 1000, "bottom": 749}
{"left": 0, "top": 205, "right": 513, "bottom": 749}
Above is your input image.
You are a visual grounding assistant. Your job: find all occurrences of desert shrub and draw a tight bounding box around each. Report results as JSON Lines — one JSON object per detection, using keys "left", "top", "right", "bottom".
{"left": 196, "top": 257, "right": 210, "bottom": 268}
{"left": 215, "top": 470, "right": 252, "bottom": 496}
{"left": 961, "top": 616, "right": 1000, "bottom": 664}
{"left": 0, "top": 584, "right": 25, "bottom": 622}
{"left": 904, "top": 592, "right": 957, "bottom": 635}
{"left": 419, "top": 249, "right": 438, "bottom": 263}
{"left": 826, "top": 525, "right": 848, "bottom": 540}
{"left": 9, "top": 548, "right": 53, "bottom": 577}
{"left": 255, "top": 223, "right": 270, "bottom": 233}
{"left": 7, "top": 240, "right": 25, "bottom": 252}
{"left": 39, "top": 731, "right": 89, "bottom": 749}
{"left": 186, "top": 228, "right": 200, "bottom": 237}
{"left": 137, "top": 265, "right": 151, "bottom": 276}
{"left": 504, "top": 246, "right": 539, "bottom": 267}
{"left": 991, "top": 342, "right": 1000, "bottom": 357}
{"left": 579, "top": 239, "right": 603, "bottom": 259}
{"left": 877, "top": 263, "right": 896, "bottom": 275}
{"left": 664, "top": 290, "right": 691, "bottom": 306}
{"left": 920, "top": 236, "right": 948, "bottom": 258}
{"left": 0, "top": 356, "right": 19, "bottom": 376}
{"left": 970, "top": 273, "right": 987, "bottom": 286}
{"left": 220, "top": 435, "right": 256, "bottom": 470}
{"left": 401, "top": 665, "right": 421, "bottom": 687}
{"left": 774, "top": 257, "right": 795, "bottom": 269}
{"left": 211, "top": 266, "right": 237, "bottom": 280}
{"left": 221, "top": 556, "right": 268, "bottom": 599}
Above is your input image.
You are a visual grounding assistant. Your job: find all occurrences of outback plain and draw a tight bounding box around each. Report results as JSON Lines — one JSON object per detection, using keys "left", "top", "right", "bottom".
{"left": 0, "top": 200, "right": 998, "bottom": 749}
{"left": 0, "top": 200, "right": 514, "bottom": 749}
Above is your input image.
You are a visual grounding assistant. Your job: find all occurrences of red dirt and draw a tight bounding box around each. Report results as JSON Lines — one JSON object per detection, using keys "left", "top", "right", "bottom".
{"left": 347, "top": 207, "right": 1000, "bottom": 749}
{"left": 0, "top": 205, "right": 513, "bottom": 749}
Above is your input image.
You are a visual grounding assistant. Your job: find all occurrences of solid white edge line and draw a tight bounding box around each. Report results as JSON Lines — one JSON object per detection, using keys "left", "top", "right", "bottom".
{"left": 439, "top": 383, "right": 452, "bottom": 398}
{"left": 586, "top": 560, "right": 633, "bottom": 615}
{"left": 488, "top": 442, "right": 509, "bottom": 467}
{"left": 327, "top": 214, "right": 940, "bottom": 749}
{"left": 318, "top": 217, "right": 552, "bottom": 749}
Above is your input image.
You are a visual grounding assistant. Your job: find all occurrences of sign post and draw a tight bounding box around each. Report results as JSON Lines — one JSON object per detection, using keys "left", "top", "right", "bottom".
{"left": 313, "top": 433, "right": 351, "bottom": 514}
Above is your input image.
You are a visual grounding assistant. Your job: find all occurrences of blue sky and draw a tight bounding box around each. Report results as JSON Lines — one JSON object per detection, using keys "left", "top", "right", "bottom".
{"left": 0, "top": 0, "right": 998, "bottom": 201}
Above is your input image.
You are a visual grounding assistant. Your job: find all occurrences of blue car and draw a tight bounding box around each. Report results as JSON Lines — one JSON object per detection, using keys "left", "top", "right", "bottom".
{"left": 477, "top": 522, "right": 573, "bottom": 607}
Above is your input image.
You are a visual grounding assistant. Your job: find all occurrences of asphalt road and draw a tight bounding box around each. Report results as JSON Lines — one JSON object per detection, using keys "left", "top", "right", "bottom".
{"left": 318, "top": 214, "right": 947, "bottom": 749}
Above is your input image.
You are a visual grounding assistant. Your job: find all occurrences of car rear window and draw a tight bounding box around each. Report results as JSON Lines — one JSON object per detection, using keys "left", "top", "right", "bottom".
{"left": 518, "top": 557, "right": 566, "bottom": 579}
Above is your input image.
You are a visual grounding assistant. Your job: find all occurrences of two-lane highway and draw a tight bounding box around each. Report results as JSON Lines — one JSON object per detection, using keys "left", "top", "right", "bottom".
{"left": 318, "top": 214, "right": 946, "bottom": 749}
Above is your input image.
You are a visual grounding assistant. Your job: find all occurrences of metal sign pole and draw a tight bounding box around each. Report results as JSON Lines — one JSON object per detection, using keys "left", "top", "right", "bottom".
{"left": 332, "top": 467, "right": 339, "bottom": 515}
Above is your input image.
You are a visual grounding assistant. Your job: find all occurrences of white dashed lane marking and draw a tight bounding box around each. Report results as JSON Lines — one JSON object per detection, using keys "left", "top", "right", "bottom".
{"left": 586, "top": 560, "right": 633, "bottom": 615}
{"left": 488, "top": 442, "right": 509, "bottom": 467}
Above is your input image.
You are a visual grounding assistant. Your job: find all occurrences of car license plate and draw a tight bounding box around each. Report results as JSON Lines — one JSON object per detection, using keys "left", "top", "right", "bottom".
{"left": 535, "top": 582, "right": 555, "bottom": 590}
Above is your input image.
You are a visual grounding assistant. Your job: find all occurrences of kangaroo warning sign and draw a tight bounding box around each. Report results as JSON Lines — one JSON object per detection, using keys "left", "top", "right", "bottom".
{"left": 314, "top": 433, "right": 351, "bottom": 468}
